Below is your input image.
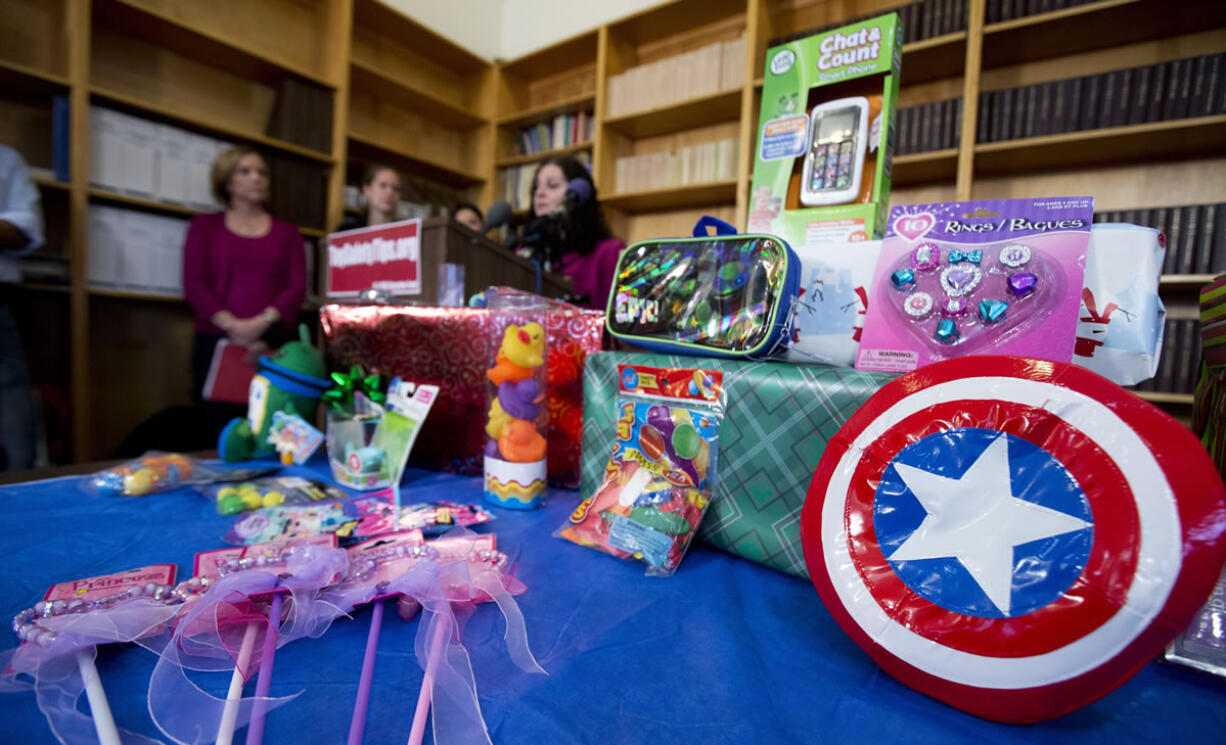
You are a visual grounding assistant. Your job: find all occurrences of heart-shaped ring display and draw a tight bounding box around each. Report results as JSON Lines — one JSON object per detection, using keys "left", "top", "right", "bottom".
{"left": 886, "top": 241, "right": 1053, "bottom": 354}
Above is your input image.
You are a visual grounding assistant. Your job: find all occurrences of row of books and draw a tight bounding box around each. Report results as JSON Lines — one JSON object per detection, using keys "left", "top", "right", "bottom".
{"left": 606, "top": 36, "right": 746, "bottom": 118}
{"left": 86, "top": 204, "right": 188, "bottom": 297}
{"left": 1094, "top": 204, "right": 1226, "bottom": 276}
{"left": 895, "top": 0, "right": 966, "bottom": 43}
{"left": 498, "top": 150, "right": 592, "bottom": 211}
{"left": 613, "top": 138, "right": 738, "bottom": 195}
{"left": 896, "top": 97, "right": 963, "bottom": 155}
{"left": 976, "top": 53, "right": 1225, "bottom": 143}
{"left": 986, "top": 0, "right": 1104, "bottom": 24}
{"left": 514, "top": 112, "right": 594, "bottom": 156}
{"left": 773, "top": 0, "right": 965, "bottom": 48}
{"left": 89, "top": 106, "right": 231, "bottom": 211}
{"left": 1130, "top": 318, "right": 1203, "bottom": 395}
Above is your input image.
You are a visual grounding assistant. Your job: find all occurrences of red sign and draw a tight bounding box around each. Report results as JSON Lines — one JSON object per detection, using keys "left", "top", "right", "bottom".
{"left": 326, "top": 218, "right": 421, "bottom": 297}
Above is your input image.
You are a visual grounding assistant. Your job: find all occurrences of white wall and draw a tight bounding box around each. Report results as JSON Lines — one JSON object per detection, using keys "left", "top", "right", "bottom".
{"left": 379, "top": 0, "right": 665, "bottom": 61}
{"left": 498, "top": 0, "right": 662, "bottom": 61}
{"left": 378, "top": 0, "right": 504, "bottom": 60}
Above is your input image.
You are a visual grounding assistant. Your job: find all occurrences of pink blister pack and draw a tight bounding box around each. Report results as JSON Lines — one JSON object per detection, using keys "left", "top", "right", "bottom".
{"left": 856, "top": 198, "right": 1094, "bottom": 372}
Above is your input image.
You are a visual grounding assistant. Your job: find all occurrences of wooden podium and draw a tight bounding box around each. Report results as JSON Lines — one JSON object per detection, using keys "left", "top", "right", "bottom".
{"left": 418, "top": 217, "right": 573, "bottom": 301}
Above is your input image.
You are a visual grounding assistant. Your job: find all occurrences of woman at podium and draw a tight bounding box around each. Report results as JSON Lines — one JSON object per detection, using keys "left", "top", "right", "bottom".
{"left": 523, "top": 155, "right": 624, "bottom": 310}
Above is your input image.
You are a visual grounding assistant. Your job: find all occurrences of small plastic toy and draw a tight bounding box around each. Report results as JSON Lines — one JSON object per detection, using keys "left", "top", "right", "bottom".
{"left": 202, "top": 476, "right": 345, "bottom": 516}
{"left": 484, "top": 320, "right": 550, "bottom": 509}
{"left": 90, "top": 452, "right": 194, "bottom": 497}
{"left": 219, "top": 325, "right": 332, "bottom": 461}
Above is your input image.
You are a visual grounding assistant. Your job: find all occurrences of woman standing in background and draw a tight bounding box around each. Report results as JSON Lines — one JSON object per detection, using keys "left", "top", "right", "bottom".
{"left": 341, "top": 164, "right": 402, "bottom": 231}
{"left": 182, "top": 146, "right": 305, "bottom": 432}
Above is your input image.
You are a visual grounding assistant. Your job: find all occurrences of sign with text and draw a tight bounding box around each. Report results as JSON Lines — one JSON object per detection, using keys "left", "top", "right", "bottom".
{"left": 326, "top": 218, "right": 422, "bottom": 297}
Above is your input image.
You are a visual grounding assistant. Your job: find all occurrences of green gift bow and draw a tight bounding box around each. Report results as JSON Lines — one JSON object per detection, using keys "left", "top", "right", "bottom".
{"left": 322, "top": 365, "right": 385, "bottom": 413}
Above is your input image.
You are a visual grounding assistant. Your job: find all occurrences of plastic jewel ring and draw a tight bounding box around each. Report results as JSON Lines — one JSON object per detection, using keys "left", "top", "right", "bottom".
{"left": 942, "top": 297, "right": 968, "bottom": 316}
{"left": 904, "top": 291, "right": 934, "bottom": 318}
{"left": 999, "top": 244, "right": 1032, "bottom": 268}
{"left": 939, "top": 265, "right": 982, "bottom": 297}
{"left": 911, "top": 242, "right": 940, "bottom": 271}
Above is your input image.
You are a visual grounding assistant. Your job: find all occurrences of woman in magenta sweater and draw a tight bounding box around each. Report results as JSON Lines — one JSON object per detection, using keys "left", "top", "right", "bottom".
{"left": 182, "top": 146, "right": 305, "bottom": 418}
{"left": 527, "top": 156, "right": 624, "bottom": 310}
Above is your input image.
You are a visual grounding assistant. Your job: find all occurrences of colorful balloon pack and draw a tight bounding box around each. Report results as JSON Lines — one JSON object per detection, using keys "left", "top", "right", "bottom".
{"left": 557, "top": 364, "right": 725, "bottom": 576}
{"left": 857, "top": 198, "right": 1094, "bottom": 372}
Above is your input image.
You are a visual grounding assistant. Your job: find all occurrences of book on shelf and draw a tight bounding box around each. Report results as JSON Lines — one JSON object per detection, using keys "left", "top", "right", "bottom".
{"left": 895, "top": 97, "right": 964, "bottom": 155}
{"left": 777, "top": 1, "right": 966, "bottom": 48}
{"left": 514, "top": 111, "right": 593, "bottom": 156}
{"left": 52, "top": 97, "right": 69, "bottom": 182}
{"left": 613, "top": 138, "right": 737, "bottom": 194}
{"left": 88, "top": 105, "right": 230, "bottom": 210}
{"left": 606, "top": 35, "right": 745, "bottom": 118}
{"left": 973, "top": 53, "right": 1226, "bottom": 144}
{"left": 85, "top": 204, "right": 187, "bottom": 297}
{"left": 266, "top": 78, "right": 333, "bottom": 154}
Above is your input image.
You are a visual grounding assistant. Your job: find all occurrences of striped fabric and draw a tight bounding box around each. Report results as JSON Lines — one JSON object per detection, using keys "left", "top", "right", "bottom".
{"left": 1194, "top": 274, "right": 1226, "bottom": 477}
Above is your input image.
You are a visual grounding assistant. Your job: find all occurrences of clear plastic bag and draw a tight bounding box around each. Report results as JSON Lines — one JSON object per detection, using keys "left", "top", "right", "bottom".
{"left": 556, "top": 364, "right": 725, "bottom": 576}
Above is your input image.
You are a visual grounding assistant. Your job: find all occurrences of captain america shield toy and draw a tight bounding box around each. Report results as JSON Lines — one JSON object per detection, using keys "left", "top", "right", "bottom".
{"left": 801, "top": 356, "right": 1226, "bottom": 723}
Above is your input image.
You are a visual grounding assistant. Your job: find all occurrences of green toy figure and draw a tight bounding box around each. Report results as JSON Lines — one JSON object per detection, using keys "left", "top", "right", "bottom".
{"left": 218, "top": 324, "right": 332, "bottom": 462}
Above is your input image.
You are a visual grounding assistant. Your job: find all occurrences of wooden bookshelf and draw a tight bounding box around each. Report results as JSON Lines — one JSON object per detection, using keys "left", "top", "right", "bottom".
{"left": 103, "top": 0, "right": 338, "bottom": 88}
{"left": 0, "top": 58, "right": 70, "bottom": 93}
{"left": 604, "top": 88, "right": 744, "bottom": 139}
{"left": 974, "top": 115, "right": 1226, "bottom": 175}
{"left": 498, "top": 92, "right": 596, "bottom": 128}
{"left": 8, "top": 0, "right": 1222, "bottom": 460}
{"left": 496, "top": 142, "right": 594, "bottom": 168}
{"left": 894, "top": 148, "right": 960, "bottom": 186}
{"left": 89, "top": 87, "right": 334, "bottom": 164}
{"left": 346, "top": 134, "right": 484, "bottom": 189}
{"left": 981, "top": 0, "right": 1222, "bottom": 69}
{"left": 349, "top": 61, "right": 485, "bottom": 130}
{"left": 603, "top": 180, "right": 739, "bottom": 212}
{"left": 88, "top": 287, "right": 185, "bottom": 303}
{"left": 1137, "top": 391, "right": 1196, "bottom": 406}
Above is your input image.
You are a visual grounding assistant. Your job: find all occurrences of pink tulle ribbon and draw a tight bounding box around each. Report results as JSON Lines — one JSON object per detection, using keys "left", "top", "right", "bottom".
{"left": 146, "top": 543, "right": 350, "bottom": 745}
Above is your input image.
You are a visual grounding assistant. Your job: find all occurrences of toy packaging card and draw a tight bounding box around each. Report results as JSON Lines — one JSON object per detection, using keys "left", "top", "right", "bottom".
{"left": 557, "top": 364, "right": 725, "bottom": 576}
{"left": 266, "top": 412, "right": 324, "bottom": 465}
{"left": 857, "top": 198, "right": 1094, "bottom": 372}
{"left": 748, "top": 12, "right": 900, "bottom": 245}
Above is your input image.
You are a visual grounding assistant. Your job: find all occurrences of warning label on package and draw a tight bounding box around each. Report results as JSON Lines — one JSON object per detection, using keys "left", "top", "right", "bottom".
{"left": 759, "top": 115, "right": 809, "bottom": 160}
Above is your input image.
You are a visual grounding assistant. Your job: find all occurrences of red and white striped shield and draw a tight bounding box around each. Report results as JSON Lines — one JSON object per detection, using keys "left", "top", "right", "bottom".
{"left": 802, "top": 356, "right": 1226, "bottom": 722}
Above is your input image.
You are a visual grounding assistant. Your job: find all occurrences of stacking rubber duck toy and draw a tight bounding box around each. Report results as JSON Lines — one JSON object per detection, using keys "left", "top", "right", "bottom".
{"left": 483, "top": 322, "right": 548, "bottom": 509}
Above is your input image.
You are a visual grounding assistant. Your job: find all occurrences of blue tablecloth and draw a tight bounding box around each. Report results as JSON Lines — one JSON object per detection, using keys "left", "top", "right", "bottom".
{"left": 1, "top": 461, "right": 1222, "bottom": 744}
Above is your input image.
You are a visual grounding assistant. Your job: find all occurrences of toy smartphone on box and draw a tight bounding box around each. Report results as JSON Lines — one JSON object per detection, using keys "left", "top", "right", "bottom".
{"left": 801, "top": 96, "right": 870, "bottom": 206}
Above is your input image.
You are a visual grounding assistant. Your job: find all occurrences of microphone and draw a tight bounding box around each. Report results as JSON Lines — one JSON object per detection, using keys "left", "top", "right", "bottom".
{"left": 481, "top": 200, "right": 512, "bottom": 233}
{"left": 553, "top": 178, "right": 592, "bottom": 216}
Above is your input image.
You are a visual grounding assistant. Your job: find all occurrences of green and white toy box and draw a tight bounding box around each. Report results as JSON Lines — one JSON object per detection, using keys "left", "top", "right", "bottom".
{"left": 747, "top": 13, "right": 902, "bottom": 247}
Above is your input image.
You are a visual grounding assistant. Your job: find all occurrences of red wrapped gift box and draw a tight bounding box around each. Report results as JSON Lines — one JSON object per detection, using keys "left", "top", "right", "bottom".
{"left": 320, "top": 304, "right": 605, "bottom": 487}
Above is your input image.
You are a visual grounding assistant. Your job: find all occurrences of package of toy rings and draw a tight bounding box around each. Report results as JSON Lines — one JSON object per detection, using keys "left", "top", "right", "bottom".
{"left": 556, "top": 364, "right": 725, "bottom": 576}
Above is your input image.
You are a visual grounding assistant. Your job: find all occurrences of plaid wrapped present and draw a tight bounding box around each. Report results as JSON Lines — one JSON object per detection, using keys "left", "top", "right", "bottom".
{"left": 582, "top": 351, "right": 894, "bottom": 577}
{"left": 1195, "top": 274, "right": 1226, "bottom": 477}
{"left": 321, "top": 304, "right": 604, "bottom": 487}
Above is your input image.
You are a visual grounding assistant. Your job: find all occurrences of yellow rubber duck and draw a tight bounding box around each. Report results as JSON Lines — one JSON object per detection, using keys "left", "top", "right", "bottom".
{"left": 499, "top": 323, "right": 545, "bottom": 369}
{"left": 486, "top": 397, "right": 514, "bottom": 439}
